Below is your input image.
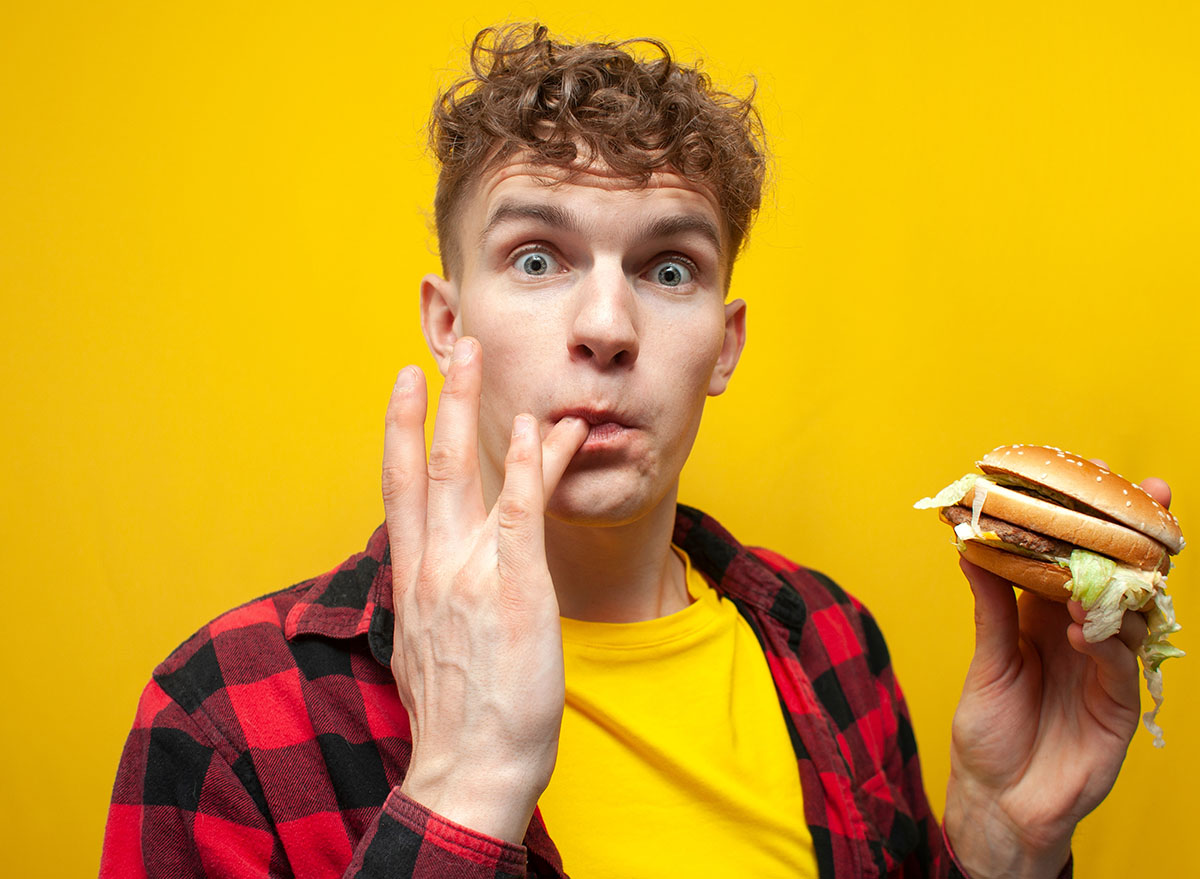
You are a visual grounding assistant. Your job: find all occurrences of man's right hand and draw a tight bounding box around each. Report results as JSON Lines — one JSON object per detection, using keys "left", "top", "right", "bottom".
{"left": 381, "top": 337, "right": 588, "bottom": 844}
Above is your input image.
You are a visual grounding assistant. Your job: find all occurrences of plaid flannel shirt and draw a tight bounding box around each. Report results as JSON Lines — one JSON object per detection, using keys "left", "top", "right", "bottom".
{"left": 102, "top": 505, "right": 999, "bottom": 878}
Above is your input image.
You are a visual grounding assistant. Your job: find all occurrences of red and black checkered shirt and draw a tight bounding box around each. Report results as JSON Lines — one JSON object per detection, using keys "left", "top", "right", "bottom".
{"left": 103, "top": 506, "right": 988, "bottom": 877}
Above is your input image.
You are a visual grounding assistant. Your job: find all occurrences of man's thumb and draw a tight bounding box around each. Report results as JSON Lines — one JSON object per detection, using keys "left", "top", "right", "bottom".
{"left": 960, "top": 557, "right": 1020, "bottom": 681}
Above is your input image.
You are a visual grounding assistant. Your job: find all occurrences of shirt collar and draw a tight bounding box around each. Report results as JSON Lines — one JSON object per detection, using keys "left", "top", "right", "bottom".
{"left": 283, "top": 523, "right": 391, "bottom": 650}
{"left": 283, "top": 505, "right": 803, "bottom": 668}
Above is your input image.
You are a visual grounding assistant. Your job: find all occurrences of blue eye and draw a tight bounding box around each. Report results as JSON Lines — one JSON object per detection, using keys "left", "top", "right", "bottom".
{"left": 652, "top": 260, "right": 693, "bottom": 287}
{"left": 515, "top": 251, "right": 559, "bottom": 276}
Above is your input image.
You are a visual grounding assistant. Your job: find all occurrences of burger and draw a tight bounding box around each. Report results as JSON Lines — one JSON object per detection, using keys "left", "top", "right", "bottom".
{"left": 915, "top": 444, "right": 1185, "bottom": 746}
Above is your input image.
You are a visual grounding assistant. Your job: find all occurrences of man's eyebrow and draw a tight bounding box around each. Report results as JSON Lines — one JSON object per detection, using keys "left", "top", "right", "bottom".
{"left": 479, "top": 201, "right": 725, "bottom": 259}
{"left": 479, "top": 202, "right": 579, "bottom": 246}
{"left": 637, "top": 214, "right": 724, "bottom": 259}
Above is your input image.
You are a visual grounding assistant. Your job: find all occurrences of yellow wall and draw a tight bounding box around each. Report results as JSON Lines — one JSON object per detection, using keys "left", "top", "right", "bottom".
{"left": 3, "top": 3, "right": 1196, "bottom": 875}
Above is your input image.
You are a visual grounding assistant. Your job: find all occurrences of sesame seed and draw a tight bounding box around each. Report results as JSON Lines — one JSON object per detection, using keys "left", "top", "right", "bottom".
{"left": 1127, "top": 501, "right": 1133, "bottom": 507}
{"left": 1096, "top": 476, "right": 1102, "bottom": 481}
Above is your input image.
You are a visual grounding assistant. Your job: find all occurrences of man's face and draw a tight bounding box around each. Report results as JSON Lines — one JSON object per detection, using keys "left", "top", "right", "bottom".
{"left": 422, "top": 158, "right": 745, "bottom": 526}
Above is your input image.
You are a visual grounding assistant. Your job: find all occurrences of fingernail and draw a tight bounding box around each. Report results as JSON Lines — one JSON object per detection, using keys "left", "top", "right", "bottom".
{"left": 512, "top": 414, "right": 533, "bottom": 438}
{"left": 451, "top": 337, "right": 474, "bottom": 364}
{"left": 394, "top": 367, "right": 416, "bottom": 393}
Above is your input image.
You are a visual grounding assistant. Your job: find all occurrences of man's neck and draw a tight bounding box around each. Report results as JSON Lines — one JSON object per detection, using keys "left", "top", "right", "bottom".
{"left": 543, "top": 488, "right": 688, "bottom": 623}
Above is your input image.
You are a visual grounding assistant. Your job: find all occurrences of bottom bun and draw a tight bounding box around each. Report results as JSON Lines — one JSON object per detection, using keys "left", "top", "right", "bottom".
{"left": 958, "top": 541, "right": 1074, "bottom": 603}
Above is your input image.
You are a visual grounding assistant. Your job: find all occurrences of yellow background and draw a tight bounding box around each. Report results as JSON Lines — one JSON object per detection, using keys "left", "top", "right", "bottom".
{"left": 2, "top": 3, "right": 1197, "bottom": 876}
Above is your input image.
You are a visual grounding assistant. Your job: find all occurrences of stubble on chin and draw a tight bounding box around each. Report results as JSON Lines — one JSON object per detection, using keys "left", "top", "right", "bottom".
{"left": 544, "top": 460, "right": 677, "bottom": 530}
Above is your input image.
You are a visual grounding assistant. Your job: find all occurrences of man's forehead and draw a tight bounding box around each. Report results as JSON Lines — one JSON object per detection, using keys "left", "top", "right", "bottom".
{"left": 470, "top": 158, "right": 725, "bottom": 228}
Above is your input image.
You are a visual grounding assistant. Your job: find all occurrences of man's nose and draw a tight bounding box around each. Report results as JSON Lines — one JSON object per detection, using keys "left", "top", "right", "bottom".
{"left": 568, "top": 264, "right": 640, "bottom": 368}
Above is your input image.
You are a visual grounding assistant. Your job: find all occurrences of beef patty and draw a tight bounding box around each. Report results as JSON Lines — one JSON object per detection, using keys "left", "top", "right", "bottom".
{"left": 941, "top": 504, "right": 1076, "bottom": 557}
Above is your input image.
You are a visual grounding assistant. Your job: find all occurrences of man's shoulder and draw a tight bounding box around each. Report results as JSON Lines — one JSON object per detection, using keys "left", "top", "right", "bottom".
{"left": 745, "top": 545, "right": 856, "bottom": 606}
{"left": 674, "top": 504, "right": 868, "bottom": 618}
{"left": 746, "top": 544, "right": 892, "bottom": 668}
{"left": 675, "top": 504, "right": 892, "bottom": 673}
{"left": 152, "top": 580, "right": 309, "bottom": 690}
{"left": 148, "top": 525, "right": 391, "bottom": 720}
{"left": 746, "top": 545, "right": 885, "bottom": 632}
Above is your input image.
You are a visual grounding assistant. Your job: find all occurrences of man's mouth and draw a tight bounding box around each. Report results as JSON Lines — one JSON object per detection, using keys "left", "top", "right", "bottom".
{"left": 551, "top": 407, "right": 635, "bottom": 451}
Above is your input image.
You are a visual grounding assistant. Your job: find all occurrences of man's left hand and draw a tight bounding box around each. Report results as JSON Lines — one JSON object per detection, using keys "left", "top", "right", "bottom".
{"left": 943, "top": 474, "right": 1172, "bottom": 879}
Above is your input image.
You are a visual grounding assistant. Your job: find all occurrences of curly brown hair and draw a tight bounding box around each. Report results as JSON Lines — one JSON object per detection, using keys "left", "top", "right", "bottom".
{"left": 430, "top": 23, "right": 767, "bottom": 280}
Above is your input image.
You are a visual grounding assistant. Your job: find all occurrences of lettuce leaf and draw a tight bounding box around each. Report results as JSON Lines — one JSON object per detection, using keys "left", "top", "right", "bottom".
{"left": 1066, "top": 550, "right": 1154, "bottom": 642}
{"left": 1066, "top": 548, "right": 1183, "bottom": 747}
{"left": 913, "top": 473, "right": 978, "bottom": 510}
{"left": 1139, "top": 590, "right": 1185, "bottom": 748}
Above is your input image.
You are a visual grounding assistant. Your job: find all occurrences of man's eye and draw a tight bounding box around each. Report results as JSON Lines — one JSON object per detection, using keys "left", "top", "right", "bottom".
{"left": 652, "top": 260, "right": 693, "bottom": 287}
{"left": 515, "top": 251, "right": 559, "bottom": 276}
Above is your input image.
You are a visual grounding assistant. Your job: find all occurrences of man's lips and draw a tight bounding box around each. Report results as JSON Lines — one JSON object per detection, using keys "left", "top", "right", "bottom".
{"left": 550, "top": 407, "right": 636, "bottom": 450}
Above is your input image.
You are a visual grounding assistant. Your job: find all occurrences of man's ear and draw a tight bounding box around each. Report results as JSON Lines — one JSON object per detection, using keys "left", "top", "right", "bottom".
{"left": 420, "top": 273, "right": 461, "bottom": 377}
{"left": 707, "top": 298, "right": 747, "bottom": 396}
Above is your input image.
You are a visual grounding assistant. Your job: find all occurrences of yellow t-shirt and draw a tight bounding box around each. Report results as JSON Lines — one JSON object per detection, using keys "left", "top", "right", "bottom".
{"left": 537, "top": 547, "right": 817, "bottom": 878}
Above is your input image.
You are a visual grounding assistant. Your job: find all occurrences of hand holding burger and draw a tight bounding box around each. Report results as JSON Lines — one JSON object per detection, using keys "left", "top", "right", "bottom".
{"left": 916, "top": 444, "right": 1185, "bottom": 746}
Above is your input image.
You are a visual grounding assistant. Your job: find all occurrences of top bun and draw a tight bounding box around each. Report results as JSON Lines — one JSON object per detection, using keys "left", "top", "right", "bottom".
{"left": 978, "top": 445, "right": 1185, "bottom": 555}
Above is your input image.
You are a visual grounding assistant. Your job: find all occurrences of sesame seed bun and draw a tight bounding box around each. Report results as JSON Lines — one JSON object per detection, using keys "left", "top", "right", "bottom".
{"left": 979, "top": 445, "right": 1184, "bottom": 554}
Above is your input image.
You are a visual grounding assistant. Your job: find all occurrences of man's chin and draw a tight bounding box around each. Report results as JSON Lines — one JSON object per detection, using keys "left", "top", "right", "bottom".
{"left": 544, "top": 473, "right": 677, "bottom": 529}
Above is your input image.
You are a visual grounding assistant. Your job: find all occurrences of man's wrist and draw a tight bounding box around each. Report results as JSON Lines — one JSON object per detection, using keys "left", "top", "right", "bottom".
{"left": 944, "top": 774, "right": 1072, "bottom": 879}
{"left": 400, "top": 754, "right": 551, "bottom": 845}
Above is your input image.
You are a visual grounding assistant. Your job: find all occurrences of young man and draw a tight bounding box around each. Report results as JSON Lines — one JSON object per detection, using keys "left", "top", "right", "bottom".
{"left": 102, "top": 24, "right": 1165, "bottom": 878}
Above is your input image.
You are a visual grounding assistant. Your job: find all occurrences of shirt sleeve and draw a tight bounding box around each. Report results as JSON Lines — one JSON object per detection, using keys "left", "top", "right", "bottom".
{"left": 100, "top": 678, "right": 532, "bottom": 879}
{"left": 854, "top": 600, "right": 955, "bottom": 878}
{"left": 345, "top": 790, "right": 527, "bottom": 878}
{"left": 850, "top": 603, "right": 1072, "bottom": 879}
